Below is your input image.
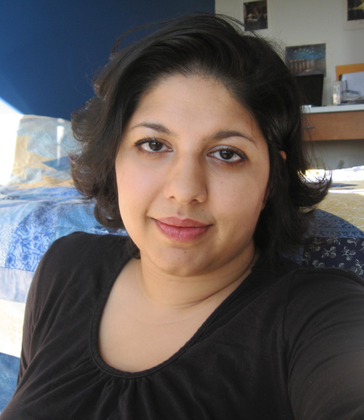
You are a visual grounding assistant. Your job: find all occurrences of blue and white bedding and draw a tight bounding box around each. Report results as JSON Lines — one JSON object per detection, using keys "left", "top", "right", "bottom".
{"left": 0, "top": 115, "right": 363, "bottom": 412}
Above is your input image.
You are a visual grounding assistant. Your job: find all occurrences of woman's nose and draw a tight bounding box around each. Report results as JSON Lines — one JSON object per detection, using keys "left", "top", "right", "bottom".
{"left": 163, "top": 156, "right": 207, "bottom": 205}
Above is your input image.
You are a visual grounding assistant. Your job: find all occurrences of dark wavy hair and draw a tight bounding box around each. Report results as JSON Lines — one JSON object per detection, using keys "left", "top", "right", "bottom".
{"left": 70, "top": 13, "right": 330, "bottom": 263}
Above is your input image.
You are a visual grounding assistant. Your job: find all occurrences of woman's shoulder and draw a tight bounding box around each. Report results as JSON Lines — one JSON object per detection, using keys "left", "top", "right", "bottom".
{"left": 29, "top": 233, "right": 130, "bottom": 303}
{"left": 273, "top": 260, "right": 364, "bottom": 344}
{"left": 285, "top": 263, "right": 364, "bottom": 302}
{"left": 273, "top": 262, "right": 364, "bottom": 418}
{"left": 253, "top": 255, "right": 364, "bottom": 325}
{"left": 258, "top": 254, "right": 364, "bottom": 295}
{"left": 40, "top": 232, "right": 128, "bottom": 269}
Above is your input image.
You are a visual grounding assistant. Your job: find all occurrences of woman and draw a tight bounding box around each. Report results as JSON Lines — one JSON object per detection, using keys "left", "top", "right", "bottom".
{"left": 2, "top": 13, "right": 364, "bottom": 420}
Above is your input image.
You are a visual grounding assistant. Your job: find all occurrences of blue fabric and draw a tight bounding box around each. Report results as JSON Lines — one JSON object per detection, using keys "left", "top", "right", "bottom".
{"left": 307, "top": 209, "right": 364, "bottom": 239}
{"left": 0, "top": 268, "right": 34, "bottom": 304}
{"left": 0, "top": 354, "right": 19, "bottom": 413}
{"left": 302, "top": 237, "right": 364, "bottom": 275}
{"left": 0, "top": 186, "right": 125, "bottom": 276}
{"left": 299, "top": 210, "right": 364, "bottom": 275}
{"left": 43, "top": 156, "right": 71, "bottom": 171}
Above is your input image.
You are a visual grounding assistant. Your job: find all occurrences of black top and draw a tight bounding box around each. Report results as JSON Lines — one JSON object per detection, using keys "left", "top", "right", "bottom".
{"left": 2, "top": 232, "right": 364, "bottom": 419}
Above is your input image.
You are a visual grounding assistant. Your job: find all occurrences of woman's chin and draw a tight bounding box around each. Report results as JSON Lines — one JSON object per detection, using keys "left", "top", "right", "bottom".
{"left": 140, "top": 246, "right": 214, "bottom": 278}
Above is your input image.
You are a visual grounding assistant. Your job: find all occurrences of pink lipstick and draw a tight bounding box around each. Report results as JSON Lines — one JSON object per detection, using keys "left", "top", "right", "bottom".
{"left": 155, "top": 217, "right": 211, "bottom": 242}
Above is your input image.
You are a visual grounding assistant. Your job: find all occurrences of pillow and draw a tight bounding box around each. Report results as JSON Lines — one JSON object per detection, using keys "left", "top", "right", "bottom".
{"left": 302, "top": 209, "right": 364, "bottom": 277}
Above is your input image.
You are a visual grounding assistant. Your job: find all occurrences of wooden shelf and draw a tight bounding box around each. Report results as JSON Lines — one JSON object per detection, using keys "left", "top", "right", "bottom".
{"left": 304, "top": 110, "right": 364, "bottom": 141}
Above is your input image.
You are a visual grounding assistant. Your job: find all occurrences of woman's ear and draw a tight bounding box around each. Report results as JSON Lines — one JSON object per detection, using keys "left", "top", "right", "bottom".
{"left": 280, "top": 150, "right": 287, "bottom": 161}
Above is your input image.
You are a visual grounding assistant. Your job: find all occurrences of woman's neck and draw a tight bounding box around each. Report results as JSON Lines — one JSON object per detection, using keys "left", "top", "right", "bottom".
{"left": 131, "top": 247, "right": 258, "bottom": 311}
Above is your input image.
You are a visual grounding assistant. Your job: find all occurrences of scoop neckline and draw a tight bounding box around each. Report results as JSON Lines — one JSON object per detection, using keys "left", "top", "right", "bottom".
{"left": 90, "top": 241, "right": 259, "bottom": 379}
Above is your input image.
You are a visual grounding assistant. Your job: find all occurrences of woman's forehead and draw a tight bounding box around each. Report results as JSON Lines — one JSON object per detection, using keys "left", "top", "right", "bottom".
{"left": 125, "top": 74, "right": 264, "bottom": 142}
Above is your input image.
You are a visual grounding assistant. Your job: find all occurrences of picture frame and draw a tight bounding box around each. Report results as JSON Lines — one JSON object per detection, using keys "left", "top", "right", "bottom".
{"left": 344, "top": 0, "right": 364, "bottom": 30}
{"left": 285, "top": 44, "right": 327, "bottom": 77}
{"left": 243, "top": 1, "right": 268, "bottom": 31}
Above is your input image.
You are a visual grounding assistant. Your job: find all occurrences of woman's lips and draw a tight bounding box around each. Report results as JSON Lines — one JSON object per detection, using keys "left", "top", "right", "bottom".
{"left": 155, "top": 218, "right": 211, "bottom": 242}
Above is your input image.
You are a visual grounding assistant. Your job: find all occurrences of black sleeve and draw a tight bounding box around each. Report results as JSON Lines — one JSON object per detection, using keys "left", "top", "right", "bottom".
{"left": 17, "top": 242, "right": 57, "bottom": 383}
{"left": 16, "top": 232, "right": 125, "bottom": 384}
{"left": 17, "top": 232, "right": 89, "bottom": 383}
{"left": 284, "top": 269, "right": 364, "bottom": 420}
{"left": 17, "top": 278, "right": 35, "bottom": 383}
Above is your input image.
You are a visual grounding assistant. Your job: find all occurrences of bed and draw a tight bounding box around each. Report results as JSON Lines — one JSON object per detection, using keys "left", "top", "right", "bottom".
{"left": 0, "top": 114, "right": 363, "bottom": 412}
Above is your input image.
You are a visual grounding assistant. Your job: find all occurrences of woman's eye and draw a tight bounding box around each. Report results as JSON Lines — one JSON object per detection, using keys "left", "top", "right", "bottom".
{"left": 146, "top": 141, "right": 164, "bottom": 152}
{"left": 136, "top": 139, "right": 170, "bottom": 153}
{"left": 210, "top": 148, "right": 246, "bottom": 163}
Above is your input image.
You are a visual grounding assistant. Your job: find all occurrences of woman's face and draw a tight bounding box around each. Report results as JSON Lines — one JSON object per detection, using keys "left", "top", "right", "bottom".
{"left": 115, "top": 74, "right": 270, "bottom": 278}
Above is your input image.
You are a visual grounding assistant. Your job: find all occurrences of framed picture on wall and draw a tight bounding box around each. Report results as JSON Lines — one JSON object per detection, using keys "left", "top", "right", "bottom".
{"left": 345, "top": 0, "right": 364, "bottom": 30}
{"left": 243, "top": 1, "right": 268, "bottom": 31}
{"left": 285, "top": 44, "right": 327, "bottom": 77}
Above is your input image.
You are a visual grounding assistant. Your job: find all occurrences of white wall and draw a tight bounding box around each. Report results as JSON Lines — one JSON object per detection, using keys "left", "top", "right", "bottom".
{"left": 215, "top": 0, "right": 364, "bottom": 105}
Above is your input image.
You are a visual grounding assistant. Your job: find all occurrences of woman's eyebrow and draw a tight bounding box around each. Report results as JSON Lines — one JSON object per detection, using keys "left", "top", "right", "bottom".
{"left": 130, "top": 123, "right": 257, "bottom": 146}
{"left": 130, "top": 122, "right": 173, "bottom": 135}
{"left": 212, "top": 130, "right": 257, "bottom": 146}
